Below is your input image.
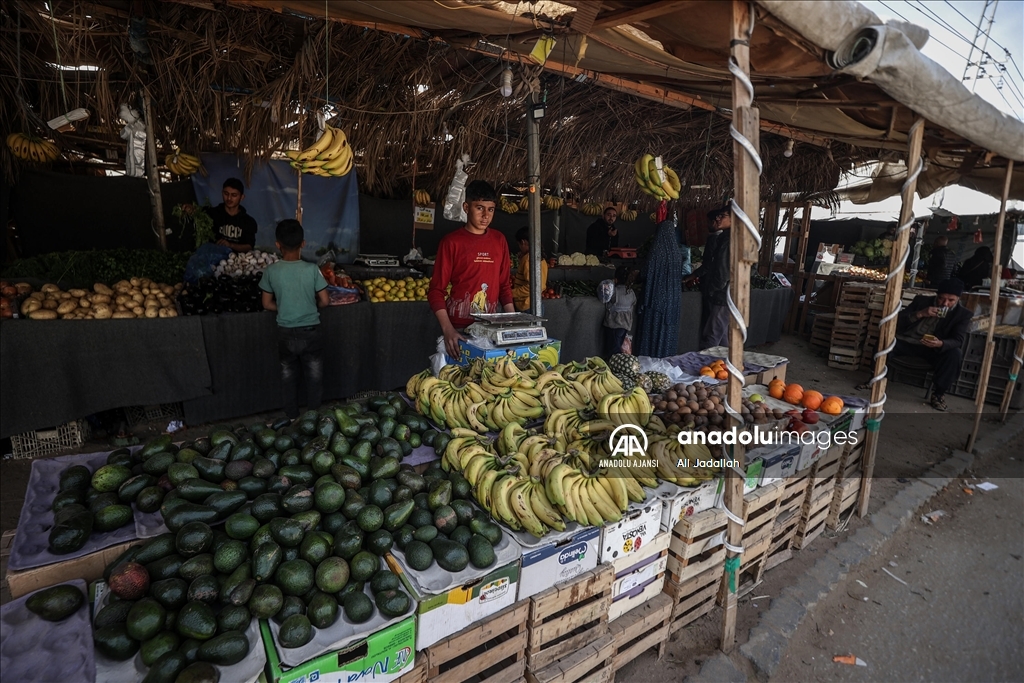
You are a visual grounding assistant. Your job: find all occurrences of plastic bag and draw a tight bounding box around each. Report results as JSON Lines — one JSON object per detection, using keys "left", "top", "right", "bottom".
{"left": 184, "top": 243, "right": 233, "bottom": 283}
{"left": 621, "top": 334, "right": 633, "bottom": 355}
{"left": 598, "top": 279, "right": 615, "bottom": 304}
{"left": 430, "top": 336, "right": 450, "bottom": 376}
{"left": 443, "top": 154, "right": 472, "bottom": 223}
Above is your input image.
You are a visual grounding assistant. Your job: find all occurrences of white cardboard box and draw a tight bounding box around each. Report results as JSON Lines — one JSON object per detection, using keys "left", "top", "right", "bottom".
{"left": 757, "top": 445, "right": 801, "bottom": 486}
{"left": 600, "top": 500, "right": 663, "bottom": 564}
{"left": 388, "top": 557, "right": 519, "bottom": 651}
{"left": 660, "top": 479, "right": 720, "bottom": 530}
{"left": 517, "top": 526, "right": 601, "bottom": 601}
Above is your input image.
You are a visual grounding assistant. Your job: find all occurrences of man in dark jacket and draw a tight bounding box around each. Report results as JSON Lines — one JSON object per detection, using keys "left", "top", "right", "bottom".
{"left": 686, "top": 206, "right": 732, "bottom": 348}
{"left": 926, "top": 235, "right": 957, "bottom": 286}
{"left": 585, "top": 207, "right": 619, "bottom": 256}
{"left": 893, "top": 278, "right": 971, "bottom": 411}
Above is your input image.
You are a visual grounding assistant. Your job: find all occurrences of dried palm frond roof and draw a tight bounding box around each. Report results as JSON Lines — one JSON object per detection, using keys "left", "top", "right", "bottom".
{"left": 0, "top": 0, "right": 862, "bottom": 204}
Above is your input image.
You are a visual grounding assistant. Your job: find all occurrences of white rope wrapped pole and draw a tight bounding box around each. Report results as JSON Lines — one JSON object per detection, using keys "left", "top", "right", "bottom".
{"left": 857, "top": 118, "right": 926, "bottom": 517}
{"left": 968, "top": 159, "right": 1014, "bottom": 447}
{"left": 721, "top": 0, "right": 761, "bottom": 652}
{"left": 1000, "top": 326, "right": 1024, "bottom": 421}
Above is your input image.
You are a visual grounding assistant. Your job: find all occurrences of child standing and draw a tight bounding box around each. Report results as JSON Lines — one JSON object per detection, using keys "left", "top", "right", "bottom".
{"left": 601, "top": 266, "right": 638, "bottom": 358}
{"left": 512, "top": 226, "right": 549, "bottom": 312}
{"left": 428, "top": 180, "right": 515, "bottom": 359}
{"left": 259, "top": 220, "right": 329, "bottom": 419}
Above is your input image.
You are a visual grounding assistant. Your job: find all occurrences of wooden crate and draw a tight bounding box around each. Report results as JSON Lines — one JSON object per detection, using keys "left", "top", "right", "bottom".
{"left": 792, "top": 458, "right": 841, "bottom": 550}
{"left": 776, "top": 470, "right": 811, "bottom": 520}
{"left": 716, "top": 482, "right": 784, "bottom": 603}
{"left": 826, "top": 472, "right": 862, "bottom": 530}
{"left": 838, "top": 282, "right": 874, "bottom": 308}
{"left": 663, "top": 564, "right": 721, "bottom": 635}
{"left": 759, "top": 508, "right": 799, "bottom": 578}
{"left": 394, "top": 657, "right": 428, "bottom": 683}
{"left": 666, "top": 508, "right": 727, "bottom": 585}
{"left": 810, "top": 313, "right": 835, "bottom": 350}
{"left": 608, "top": 593, "right": 672, "bottom": 673}
{"left": 608, "top": 531, "right": 669, "bottom": 623}
{"left": 867, "top": 287, "right": 886, "bottom": 310}
{"left": 426, "top": 601, "right": 529, "bottom": 683}
{"left": 835, "top": 440, "right": 865, "bottom": 485}
{"left": 828, "top": 344, "right": 864, "bottom": 370}
{"left": 525, "top": 633, "right": 615, "bottom": 683}
{"left": 527, "top": 565, "right": 614, "bottom": 674}
{"left": 832, "top": 306, "right": 869, "bottom": 330}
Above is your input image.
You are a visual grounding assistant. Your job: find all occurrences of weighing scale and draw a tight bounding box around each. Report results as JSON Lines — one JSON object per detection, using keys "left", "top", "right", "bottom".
{"left": 471, "top": 312, "right": 548, "bottom": 346}
{"left": 355, "top": 254, "right": 400, "bottom": 268}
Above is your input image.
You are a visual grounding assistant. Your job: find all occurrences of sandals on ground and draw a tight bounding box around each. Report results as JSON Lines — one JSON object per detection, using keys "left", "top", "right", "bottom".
{"left": 929, "top": 394, "right": 948, "bottom": 412}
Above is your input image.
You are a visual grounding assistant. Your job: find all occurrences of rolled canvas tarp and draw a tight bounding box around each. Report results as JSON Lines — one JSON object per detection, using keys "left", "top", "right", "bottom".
{"left": 758, "top": 0, "right": 1024, "bottom": 162}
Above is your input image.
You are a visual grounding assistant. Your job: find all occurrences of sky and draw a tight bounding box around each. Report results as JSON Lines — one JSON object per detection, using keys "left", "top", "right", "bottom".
{"left": 813, "top": 0, "right": 1024, "bottom": 223}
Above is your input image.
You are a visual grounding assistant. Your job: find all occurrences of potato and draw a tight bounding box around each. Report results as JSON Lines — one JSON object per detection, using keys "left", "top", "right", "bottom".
{"left": 115, "top": 304, "right": 128, "bottom": 313}
{"left": 60, "top": 312, "right": 75, "bottom": 319}
{"left": 92, "top": 304, "right": 112, "bottom": 319}
{"left": 41, "top": 283, "right": 61, "bottom": 293}
{"left": 28, "top": 292, "right": 45, "bottom": 301}
{"left": 29, "top": 309, "right": 58, "bottom": 319}
{"left": 91, "top": 294, "right": 111, "bottom": 304}
{"left": 132, "top": 305, "right": 144, "bottom": 316}
{"left": 144, "top": 307, "right": 159, "bottom": 319}
{"left": 132, "top": 293, "right": 145, "bottom": 304}
{"left": 68, "top": 288, "right": 88, "bottom": 297}
{"left": 130, "top": 277, "right": 141, "bottom": 288}
{"left": 114, "top": 294, "right": 129, "bottom": 306}
{"left": 112, "top": 311, "right": 134, "bottom": 319}
{"left": 42, "top": 298, "right": 59, "bottom": 310}
{"left": 58, "top": 291, "right": 72, "bottom": 300}
{"left": 21, "top": 299, "right": 41, "bottom": 315}
{"left": 79, "top": 297, "right": 91, "bottom": 308}
{"left": 15, "top": 282, "right": 34, "bottom": 295}
{"left": 94, "top": 283, "right": 114, "bottom": 296}
{"left": 159, "top": 308, "right": 178, "bottom": 318}
{"left": 57, "top": 300, "right": 78, "bottom": 315}
{"left": 174, "top": 283, "right": 184, "bottom": 291}
{"left": 145, "top": 295, "right": 158, "bottom": 305}
{"left": 114, "top": 280, "right": 132, "bottom": 293}
{"left": 160, "top": 285, "right": 174, "bottom": 296}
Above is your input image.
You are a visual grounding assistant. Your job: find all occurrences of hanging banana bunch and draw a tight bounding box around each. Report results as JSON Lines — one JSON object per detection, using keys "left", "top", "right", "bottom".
{"left": 620, "top": 209, "right": 638, "bottom": 221}
{"left": 634, "top": 154, "right": 681, "bottom": 200}
{"left": 6, "top": 133, "right": 61, "bottom": 163}
{"left": 542, "top": 195, "right": 564, "bottom": 211}
{"left": 413, "top": 189, "right": 432, "bottom": 206}
{"left": 500, "top": 196, "right": 520, "bottom": 213}
{"left": 580, "top": 202, "right": 604, "bottom": 216}
{"left": 165, "top": 150, "right": 205, "bottom": 176}
{"left": 285, "top": 125, "right": 353, "bottom": 177}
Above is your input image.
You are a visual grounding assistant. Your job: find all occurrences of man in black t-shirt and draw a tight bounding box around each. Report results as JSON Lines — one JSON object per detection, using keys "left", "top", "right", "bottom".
{"left": 585, "top": 207, "right": 619, "bottom": 256}
{"left": 209, "top": 178, "right": 257, "bottom": 252}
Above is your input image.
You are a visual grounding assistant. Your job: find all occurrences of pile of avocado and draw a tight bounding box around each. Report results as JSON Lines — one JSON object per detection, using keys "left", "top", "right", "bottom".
{"left": 76, "top": 392, "right": 502, "bottom": 682}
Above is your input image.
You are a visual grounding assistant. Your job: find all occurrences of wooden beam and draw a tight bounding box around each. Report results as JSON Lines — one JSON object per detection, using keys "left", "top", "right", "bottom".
{"left": 857, "top": 118, "right": 926, "bottom": 517}
{"left": 591, "top": 0, "right": 689, "bottom": 30}
{"left": 967, "top": 159, "right": 1014, "bottom": 451}
{"left": 721, "top": 0, "right": 758, "bottom": 654}
{"left": 1000, "top": 329, "right": 1024, "bottom": 420}
{"left": 142, "top": 89, "right": 166, "bottom": 251}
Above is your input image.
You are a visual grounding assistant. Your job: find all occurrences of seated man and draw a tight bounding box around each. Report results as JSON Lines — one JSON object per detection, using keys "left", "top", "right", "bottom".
{"left": 893, "top": 278, "right": 971, "bottom": 411}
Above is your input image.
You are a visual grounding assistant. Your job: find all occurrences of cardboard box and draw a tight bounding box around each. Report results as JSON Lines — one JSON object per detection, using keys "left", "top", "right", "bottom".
{"left": 757, "top": 362, "right": 788, "bottom": 385}
{"left": 518, "top": 526, "right": 600, "bottom": 601}
{"left": 4, "top": 533, "right": 143, "bottom": 599}
{"left": 600, "top": 501, "right": 663, "bottom": 563}
{"left": 262, "top": 616, "right": 416, "bottom": 683}
{"left": 713, "top": 460, "right": 762, "bottom": 507}
{"left": 756, "top": 445, "right": 801, "bottom": 486}
{"left": 660, "top": 479, "right": 719, "bottom": 530}
{"left": 447, "top": 338, "right": 561, "bottom": 365}
{"left": 387, "top": 558, "right": 519, "bottom": 651}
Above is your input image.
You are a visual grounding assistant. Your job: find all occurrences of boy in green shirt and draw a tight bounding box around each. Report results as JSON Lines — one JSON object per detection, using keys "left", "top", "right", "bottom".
{"left": 259, "top": 219, "right": 329, "bottom": 418}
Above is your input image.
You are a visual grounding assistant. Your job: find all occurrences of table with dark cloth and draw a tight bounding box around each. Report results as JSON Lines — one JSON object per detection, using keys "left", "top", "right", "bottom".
{"left": 0, "top": 317, "right": 212, "bottom": 438}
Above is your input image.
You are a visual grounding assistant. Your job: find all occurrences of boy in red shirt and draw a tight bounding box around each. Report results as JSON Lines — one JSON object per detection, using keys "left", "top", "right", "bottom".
{"left": 428, "top": 180, "right": 515, "bottom": 358}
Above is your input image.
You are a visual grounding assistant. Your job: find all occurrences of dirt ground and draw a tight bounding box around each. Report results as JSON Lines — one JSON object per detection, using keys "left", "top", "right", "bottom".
{"left": 1, "top": 332, "right": 1015, "bottom": 650}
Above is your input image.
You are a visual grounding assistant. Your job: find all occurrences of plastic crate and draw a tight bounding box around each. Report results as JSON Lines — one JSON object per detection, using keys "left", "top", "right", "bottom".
{"left": 950, "top": 371, "right": 1023, "bottom": 409}
{"left": 10, "top": 420, "right": 90, "bottom": 459}
{"left": 962, "top": 331, "right": 1019, "bottom": 367}
{"left": 124, "top": 403, "right": 183, "bottom": 427}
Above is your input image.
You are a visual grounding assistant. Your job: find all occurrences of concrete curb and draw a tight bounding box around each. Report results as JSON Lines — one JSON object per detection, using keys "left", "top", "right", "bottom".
{"left": 684, "top": 446, "right": 979, "bottom": 683}
{"left": 972, "top": 412, "right": 1024, "bottom": 458}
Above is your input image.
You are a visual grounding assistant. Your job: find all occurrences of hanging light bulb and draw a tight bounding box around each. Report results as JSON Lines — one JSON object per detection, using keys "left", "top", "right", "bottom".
{"left": 783, "top": 139, "right": 795, "bottom": 158}
{"left": 500, "top": 68, "right": 513, "bottom": 98}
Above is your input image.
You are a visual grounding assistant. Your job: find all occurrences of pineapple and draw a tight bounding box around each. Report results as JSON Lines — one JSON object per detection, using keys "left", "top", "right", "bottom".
{"left": 644, "top": 371, "right": 671, "bottom": 393}
{"left": 636, "top": 373, "right": 654, "bottom": 393}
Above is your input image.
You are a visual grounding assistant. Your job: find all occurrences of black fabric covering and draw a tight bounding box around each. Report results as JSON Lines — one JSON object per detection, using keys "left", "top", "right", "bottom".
{"left": 747, "top": 287, "right": 795, "bottom": 347}
{"left": 676, "top": 292, "right": 704, "bottom": 353}
{"left": 10, "top": 170, "right": 198, "bottom": 256}
{"left": 0, "top": 317, "right": 211, "bottom": 438}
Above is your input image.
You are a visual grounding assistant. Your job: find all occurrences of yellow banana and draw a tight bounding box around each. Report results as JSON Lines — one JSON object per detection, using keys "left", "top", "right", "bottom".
{"left": 476, "top": 468, "right": 499, "bottom": 511}
{"left": 545, "top": 463, "right": 572, "bottom": 507}
{"left": 577, "top": 478, "right": 603, "bottom": 526}
{"left": 510, "top": 479, "right": 547, "bottom": 537}
{"left": 297, "top": 127, "right": 334, "bottom": 162}
{"left": 530, "top": 481, "right": 566, "bottom": 531}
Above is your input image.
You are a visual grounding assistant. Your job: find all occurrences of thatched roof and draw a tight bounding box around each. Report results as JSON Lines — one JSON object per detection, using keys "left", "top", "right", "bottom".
{"left": 1, "top": 0, "right": 858, "bottom": 205}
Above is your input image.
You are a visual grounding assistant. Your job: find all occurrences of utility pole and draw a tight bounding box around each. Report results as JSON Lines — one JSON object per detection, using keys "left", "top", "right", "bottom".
{"left": 526, "top": 93, "right": 543, "bottom": 315}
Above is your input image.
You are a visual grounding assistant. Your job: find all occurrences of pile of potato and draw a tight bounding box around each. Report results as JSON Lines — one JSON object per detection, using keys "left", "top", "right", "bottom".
{"left": 19, "top": 279, "right": 183, "bottom": 320}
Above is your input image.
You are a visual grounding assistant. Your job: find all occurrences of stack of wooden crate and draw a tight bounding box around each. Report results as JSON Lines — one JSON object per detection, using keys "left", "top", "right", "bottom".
{"left": 718, "top": 481, "right": 785, "bottom": 602}
{"left": 826, "top": 439, "right": 866, "bottom": 529}
{"left": 793, "top": 445, "right": 845, "bottom": 549}
{"left": 664, "top": 508, "right": 727, "bottom": 635}
{"left": 608, "top": 594, "right": 673, "bottom": 677}
{"left": 760, "top": 466, "right": 811, "bottom": 579}
{"left": 525, "top": 565, "right": 616, "bottom": 683}
{"left": 810, "top": 313, "right": 835, "bottom": 350}
{"left": 828, "top": 306, "right": 870, "bottom": 370}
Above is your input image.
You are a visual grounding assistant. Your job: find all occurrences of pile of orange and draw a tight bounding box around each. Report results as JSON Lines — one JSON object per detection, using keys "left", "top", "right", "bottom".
{"left": 699, "top": 359, "right": 729, "bottom": 381}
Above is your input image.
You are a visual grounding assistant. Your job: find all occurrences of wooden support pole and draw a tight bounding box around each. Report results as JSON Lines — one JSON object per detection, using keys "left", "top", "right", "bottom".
{"left": 142, "top": 89, "right": 166, "bottom": 251}
{"left": 967, "top": 159, "right": 1014, "bottom": 451}
{"left": 721, "top": 0, "right": 759, "bottom": 653}
{"left": 1000, "top": 329, "right": 1024, "bottom": 420}
{"left": 526, "top": 93, "right": 543, "bottom": 315}
{"left": 857, "top": 118, "right": 926, "bottom": 517}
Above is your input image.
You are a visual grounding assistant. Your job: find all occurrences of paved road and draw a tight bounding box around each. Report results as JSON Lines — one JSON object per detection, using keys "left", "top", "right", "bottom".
{"left": 770, "top": 439, "right": 1024, "bottom": 683}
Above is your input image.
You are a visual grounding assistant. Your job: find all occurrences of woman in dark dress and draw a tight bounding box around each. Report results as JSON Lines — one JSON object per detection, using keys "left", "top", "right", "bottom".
{"left": 955, "top": 246, "right": 992, "bottom": 290}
